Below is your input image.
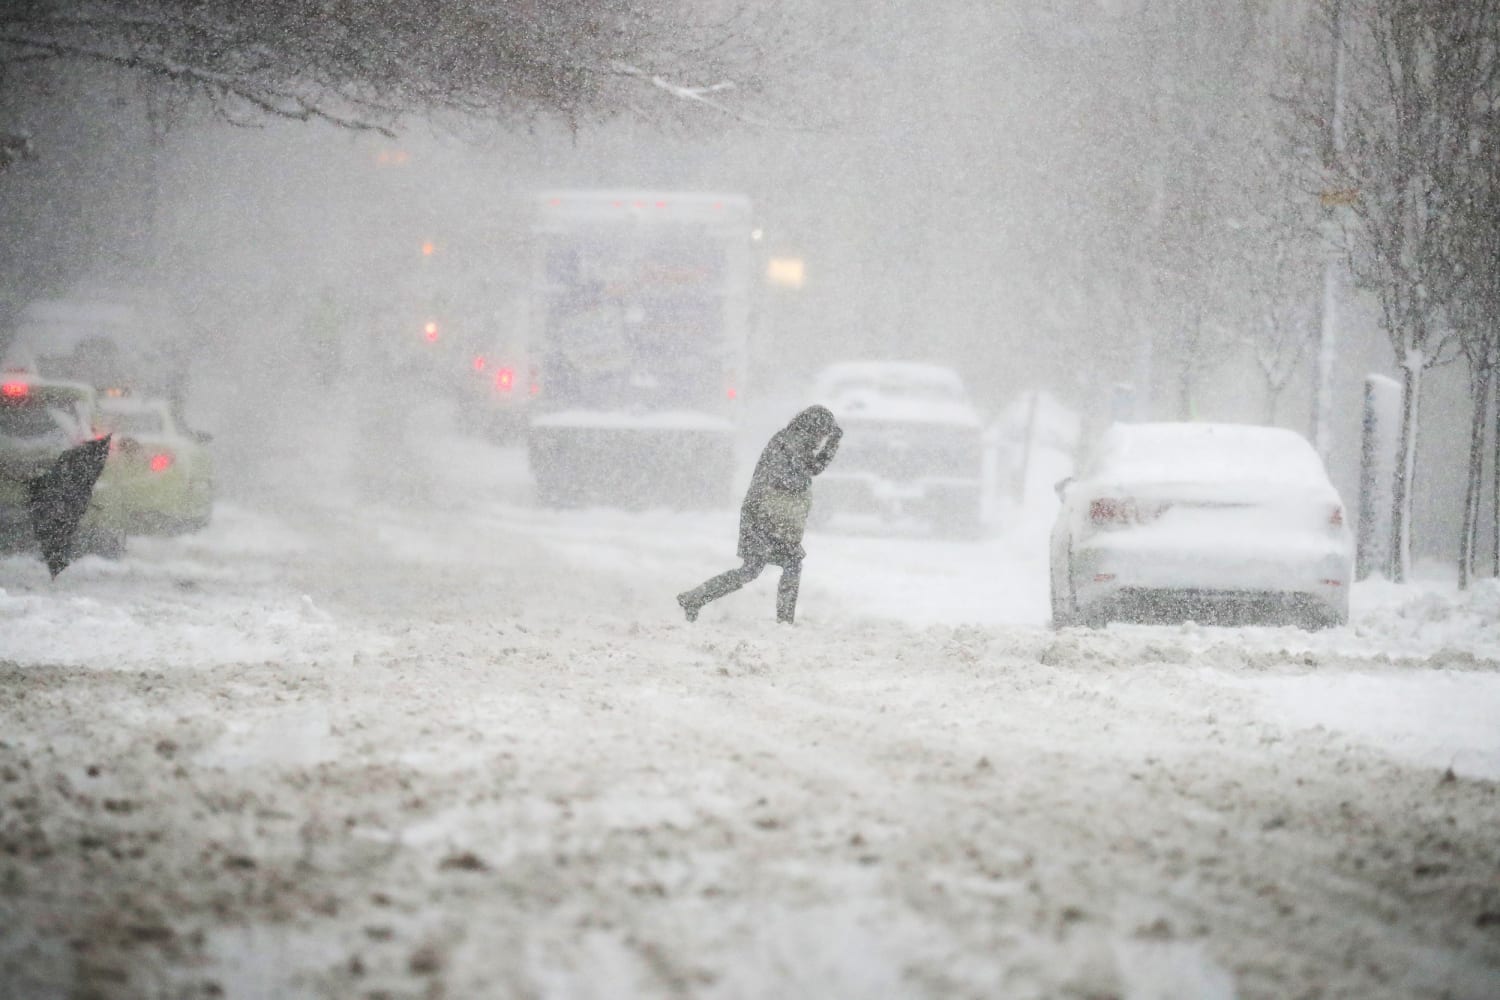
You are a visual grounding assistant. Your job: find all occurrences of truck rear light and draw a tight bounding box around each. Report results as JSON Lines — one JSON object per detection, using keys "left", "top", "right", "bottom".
{"left": 1, "top": 381, "right": 28, "bottom": 399}
{"left": 495, "top": 368, "right": 515, "bottom": 392}
{"left": 149, "top": 453, "right": 174, "bottom": 473}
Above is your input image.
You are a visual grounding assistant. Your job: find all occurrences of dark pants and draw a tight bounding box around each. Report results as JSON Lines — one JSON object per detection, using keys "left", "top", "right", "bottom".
{"left": 682, "top": 557, "right": 802, "bottom": 623}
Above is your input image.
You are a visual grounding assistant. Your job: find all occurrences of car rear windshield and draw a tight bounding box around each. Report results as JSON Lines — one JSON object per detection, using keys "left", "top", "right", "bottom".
{"left": 1100, "top": 425, "right": 1327, "bottom": 485}
{"left": 0, "top": 395, "right": 82, "bottom": 442}
{"left": 100, "top": 411, "right": 165, "bottom": 435}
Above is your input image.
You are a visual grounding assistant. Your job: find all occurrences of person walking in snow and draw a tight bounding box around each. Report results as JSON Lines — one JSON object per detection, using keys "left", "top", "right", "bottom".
{"left": 677, "top": 405, "right": 843, "bottom": 624}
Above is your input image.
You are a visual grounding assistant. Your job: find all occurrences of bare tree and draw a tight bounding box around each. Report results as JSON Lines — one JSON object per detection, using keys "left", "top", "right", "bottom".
{"left": 0, "top": 0, "right": 791, "bottom": 140}
{"left": 1457, "top": 325, "right": 1495, "bottom": 589}
{"left": 1452, "top": 29, "right": 1500, "bottom": 586}
{"left": 1240, "top": 249, "right": 1319, "bottom": 424}
{"left": 1321, "top": 0, "right": 1496, "bottom": 581}
{"left": 1223, "top": 97, "right": 1325, "bottom": 425}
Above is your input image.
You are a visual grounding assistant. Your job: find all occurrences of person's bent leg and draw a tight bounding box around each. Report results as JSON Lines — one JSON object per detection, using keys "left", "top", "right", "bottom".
{"left": 776, "top": 559, "right": 802, "bottom": 624}
{"left": 678, "top": 560, "right": 766, "bottom": 621}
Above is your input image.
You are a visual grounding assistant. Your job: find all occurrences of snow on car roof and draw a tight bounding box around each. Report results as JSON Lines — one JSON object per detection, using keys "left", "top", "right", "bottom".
{"left": 1094, "top": 422, "right": 1329, "bottom": 485}
{"left": 815, "top": 361, "right": 965, "bottom": 391}
{"left": 97, "top": 395, "right": 170, "bottom": 415}
{"left": 813, "top": 361, "right": 980, "bottom": 426}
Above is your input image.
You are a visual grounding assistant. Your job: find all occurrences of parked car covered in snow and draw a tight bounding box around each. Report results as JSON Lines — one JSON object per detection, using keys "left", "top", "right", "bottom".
{"left": 95, "top": 394, "right": 214, "bottom": 534}
{"left": 812, "top": 361, "right": 985, "bottom": 537}
{"left": 0, "top": 374, "right": 126, "bottom": 558}
{"left": 1050, "top": 422, "right": 1352, "bottom": 629}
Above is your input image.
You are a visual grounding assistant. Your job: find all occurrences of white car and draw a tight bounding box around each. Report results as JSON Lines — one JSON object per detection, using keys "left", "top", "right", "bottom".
{"left": 812, "top": 361, "right": 985, "bottom": 537}
{"left": 1050, "top": 422, "right": 1353, "bottom": 629}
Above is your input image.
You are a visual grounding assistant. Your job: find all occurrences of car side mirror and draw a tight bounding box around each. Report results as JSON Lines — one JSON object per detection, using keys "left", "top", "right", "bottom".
{"left": 1054, "top": 476, "right": 1073, "bottom": 500}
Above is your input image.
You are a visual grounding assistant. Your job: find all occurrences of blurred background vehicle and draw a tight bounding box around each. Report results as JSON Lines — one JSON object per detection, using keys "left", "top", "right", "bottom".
{"left": 95, "top": 393, "right": 214, "bottom": 534}
{"left": 1049, "top": 422, "right": 1353, "bottom": 629}
{"left": 0, "top": 373, "right": 126, "bottom": 558}
{"left": 10, "top": 289, "right": 193, "bottom": 415}
{"left": 525, "top": 191, "right": 753, "bottom": 509}
{"left": 812, "top": 361, "right": 985, "bottom": 538}
{"left": 452, "top": 295, "right": 532, "bottom": 442}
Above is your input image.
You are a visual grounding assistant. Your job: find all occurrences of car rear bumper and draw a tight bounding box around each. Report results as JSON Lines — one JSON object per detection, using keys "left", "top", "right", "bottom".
{"left": 1071, "top": 536, "right": 1351, "bottom": 623}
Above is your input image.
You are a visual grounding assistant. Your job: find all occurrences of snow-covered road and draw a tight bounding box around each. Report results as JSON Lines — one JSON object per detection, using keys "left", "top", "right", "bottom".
{"left": 2, "top": 434, "right": 1499, "bottom": 999}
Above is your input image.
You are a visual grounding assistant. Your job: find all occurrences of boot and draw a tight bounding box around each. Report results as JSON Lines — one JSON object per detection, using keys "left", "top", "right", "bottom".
{"left": 776, "top": 561, "right": 802, "bottom": 624}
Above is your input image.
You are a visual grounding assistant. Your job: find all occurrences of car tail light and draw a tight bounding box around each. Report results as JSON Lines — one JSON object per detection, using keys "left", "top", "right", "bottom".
{"left": 727, "top": 386, "right": 738, "bottom": 401}
{"left": 149, "top": 453, "right": 174, "bottom": 473}
{"left": 1090, "top": 498, "right": 1134, "bottom": 525}
{"left": 1, "top": 381, "right": 28, "bottom": 399}
{"left": 495, "top": 368, "right": 515, "bottom": 392}
{"left": 423, "top": 321, "right": 439, "bottom": 342}
{"left": 1089, "top": 497, "right": 1168, "bottom": 527}
{"left": 472, "top": 355, "right": 487, "bottom": 372}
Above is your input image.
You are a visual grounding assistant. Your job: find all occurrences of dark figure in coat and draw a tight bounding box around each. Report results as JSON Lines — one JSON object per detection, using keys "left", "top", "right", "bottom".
{"left": 678, "top": 405, "right": 842, "bottom": 624}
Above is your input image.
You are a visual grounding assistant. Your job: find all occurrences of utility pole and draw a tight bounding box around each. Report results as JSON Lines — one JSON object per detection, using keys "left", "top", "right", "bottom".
{"left": 1312, "top": 0, "right": 1348, "bottom": 460}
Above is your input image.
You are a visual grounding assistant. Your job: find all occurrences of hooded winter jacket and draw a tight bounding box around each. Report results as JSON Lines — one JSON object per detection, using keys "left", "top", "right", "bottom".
{"left": 738, "top": 405, "right": 842, "bottom": 565}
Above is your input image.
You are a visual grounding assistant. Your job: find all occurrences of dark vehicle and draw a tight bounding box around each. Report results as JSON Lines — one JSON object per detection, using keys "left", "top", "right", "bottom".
{"left": 812, "top": 362, "right": 985, "bottom": 538}
{"left": 0, "top": 375, "right": 125, "bottom": 559}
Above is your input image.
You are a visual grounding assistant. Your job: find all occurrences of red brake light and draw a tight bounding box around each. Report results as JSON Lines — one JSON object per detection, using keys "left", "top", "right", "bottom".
{"left": 472, "top": 355, "right": 487, "bottom": 372}
{"left": 495, "top": 368, "right": 515, "bottom": 392}
{"left": 727, "top": 386, "right": 738, "bottom": 400}
{"left": 1088, "top": 497, "right": 1169, "bottom": 526}
{"left": 149, "top": 453, "right": 173, "bottom": 473}
{"left": 1, "top": 381, "right": 28, "bottom": 399}
{"left": 423, "top": 321, "right": 439, "bottom": 342}
{"left": 1089, "top": 498, "right": 1132, "bottom": 524}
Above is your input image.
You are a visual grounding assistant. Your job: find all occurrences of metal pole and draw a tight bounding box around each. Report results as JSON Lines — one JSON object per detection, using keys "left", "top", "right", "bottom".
{"left": 1313, "top": 0, "right": 1347, "bottom": 460}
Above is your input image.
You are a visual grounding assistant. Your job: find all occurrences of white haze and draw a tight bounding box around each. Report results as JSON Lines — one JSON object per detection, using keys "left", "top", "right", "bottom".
{"left": 0, "top": 1, "right": 1479, "bottom": 544}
